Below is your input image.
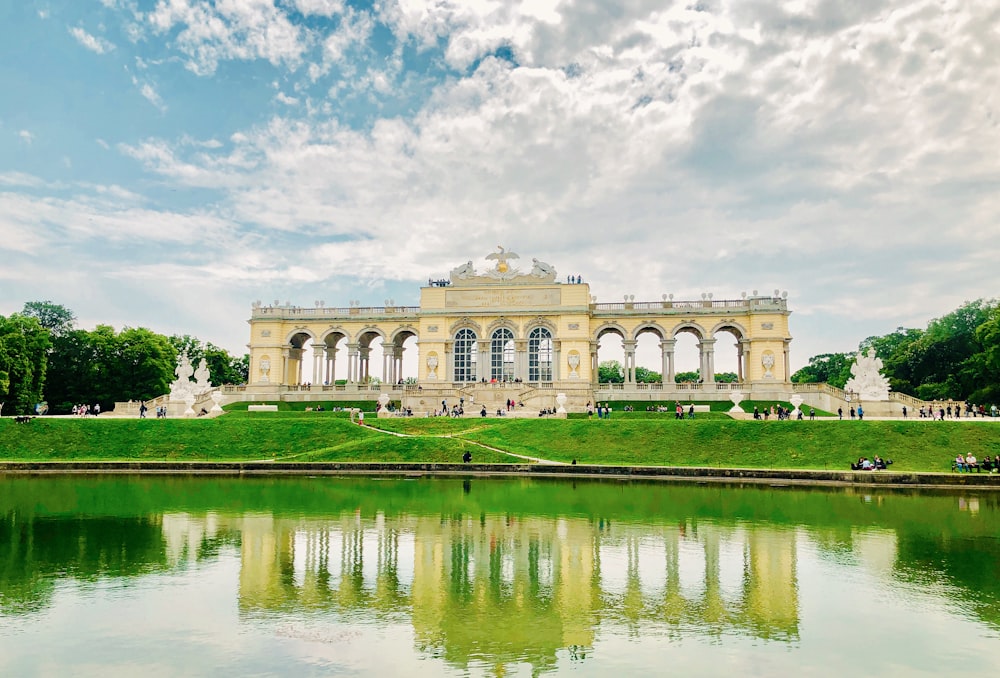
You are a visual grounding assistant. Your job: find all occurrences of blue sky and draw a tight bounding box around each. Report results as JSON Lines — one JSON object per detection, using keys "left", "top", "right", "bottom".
{"left": 2, "top": 0, "right": 998, "bottom": 376}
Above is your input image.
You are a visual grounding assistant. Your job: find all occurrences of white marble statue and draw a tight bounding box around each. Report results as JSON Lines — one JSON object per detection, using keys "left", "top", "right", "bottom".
{"left": 450, "top": 260, "right": 476, "bottom": 282}
{"left": 175, "top": 354, "right": 193, "bottom": 382}
{"left": 169, "top": 353, "right": 212, "bottom": 400}
{"left": 530, "top": 258, "right": 557, "bottom": 281}
{"left": 844, "top": 348, "right": 891, "bottom": 401}
{"left": 194, "top": 358, "right": 211, "bottom": 392}
{"left": 259, "top": 358, "right": 270, "bottom": 384}
{"left": 426, "top": 354, "right": 439, "bottom": 379}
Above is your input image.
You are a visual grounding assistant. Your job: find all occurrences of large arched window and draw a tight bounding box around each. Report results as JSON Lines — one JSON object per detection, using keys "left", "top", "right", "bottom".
{"left": 453, "top": 328, "right": 478, "bottom": 382}
{"left": 491, "top": 328, "right": 515, "bottom": 382}
{"left": 528, "top": 327, "right": 553, "bottom": 382}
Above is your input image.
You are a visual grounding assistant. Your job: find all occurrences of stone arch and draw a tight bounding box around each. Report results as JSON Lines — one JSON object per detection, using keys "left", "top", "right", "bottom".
{"left": 710, "top": 320, "right": 748, "bottom": 383}
{"left": 670, "top": 322, "right": 707, "bottom": 382}
{"left": 389, "top": 325, "right": 419, "bottom": 346}
{"left": 448, "top": 317, "right": 483, "bottom": 336}
{"left": 632, "top": 322, "right": 667, "bottom": 341}
{"left": 285, "top": 328, "right": 316, "bottom": 347}
{"left": 671, "top": 322, "right": 707, "bottom": 340}
{"left": 594, "top": 322, "right": 627, "bottom": 384}
{"left": 356, "top": 326, "right": 387, "bottom": 349}
{"left": 594, "top": 322, "right": 628, "bottom": 341}
{"left": 523, "top": 316, "right": 557, "bottom": 337}
{"left": 710, "top": 320, "right": 747, "bottom": 340}
{"left": 485, "top": 316, "right": 519, "bottom": 338}
{"left": 320, "top": 326, "right": 349, "bottom": 346}
{"left": 387, "top": 325, "right": 419, "bottom": 384}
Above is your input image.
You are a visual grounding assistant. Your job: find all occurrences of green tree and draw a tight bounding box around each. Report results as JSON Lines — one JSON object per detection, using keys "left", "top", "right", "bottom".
{"left": 674, "top": 370, "right": 700, "bottom": 383}
{"left": 598, "top": 360, "right": 624, "bottom": 383}
{"left": 44, "top": 325, "right": 177, "bottom": 413}
{"left": 791, "top": 353, "right": 853, "bottom": 388}
{"left": 634, "top": 367, "right": 661, "bottom": 383}
{"left": 20, "top": 301, "right": 76, "bottom": 338}
{"left": 0, "top": 314, "right": 51, "bottom": 414}
{"left": 714, "top": 372, "right": 739, "bottom": 383}
{"left": 113, "top": 327, "right": 176, "bottom": 403}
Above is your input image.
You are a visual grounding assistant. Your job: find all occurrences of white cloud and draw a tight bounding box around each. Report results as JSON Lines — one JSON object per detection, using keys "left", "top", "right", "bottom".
{"left": 132, "top": 77, "right": 167, "bottom": 111}
{"left": 292, "top": 0, "right": 344, "bottom": 17}
{"left": 69, "top": 26, "right": 116, "bottom": 54}
{"left": 17, "top": 130, "right": 34, "bottom": 144}
{"left": 149, "top": 0, "right": 308, "bottom": 75}
{"left": 7, "top": 1, "right": 1000, "bottom": 362}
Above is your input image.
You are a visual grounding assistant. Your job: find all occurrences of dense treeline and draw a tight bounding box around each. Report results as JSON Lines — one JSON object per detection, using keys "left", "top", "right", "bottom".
{"left": 792, "top": 299, "right": 1000, "bottom": 403}
{"left": 0, "top": 301, "right": 248, "bottom": 415}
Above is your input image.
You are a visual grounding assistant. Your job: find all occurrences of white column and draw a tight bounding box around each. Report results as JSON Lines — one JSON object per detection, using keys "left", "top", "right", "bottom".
{"left": 661, "top": 339, "right": 675, "bottom": 385}
{"left": 312, "top": 345, "right": 323, "bottom": 385}
{"left": 699, "top": 338, "right": 716, "bottom": 385}
{"left": 347, "top": 344, "right": 359, "bottom": 382}
{"left": 623, "top": 340, "right": 636, "bottom": 384}
{"left": 783, "top": 339, "right": 792, "bottom": 382}
{"left": 282, "top": 349, "right": 290, "bottom": 386}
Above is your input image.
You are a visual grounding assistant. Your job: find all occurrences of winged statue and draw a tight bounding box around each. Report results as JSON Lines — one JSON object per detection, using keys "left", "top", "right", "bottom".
{"left": 485, "top": 245, "right": 519, "bottom": 274}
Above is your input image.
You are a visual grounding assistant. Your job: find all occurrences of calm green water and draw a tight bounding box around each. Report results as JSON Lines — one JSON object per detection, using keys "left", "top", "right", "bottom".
{"left": 1, "top": 475, "right": 998, "bottom": 677}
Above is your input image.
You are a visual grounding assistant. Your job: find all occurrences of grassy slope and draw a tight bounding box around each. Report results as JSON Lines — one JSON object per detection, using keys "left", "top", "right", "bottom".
{"left": 460, "top": 419, "right": 1000, "bottom": 472}
{"left": 3, "top": 415, "right": 999, "bottom": 471}
{"left": 0, "top": 417, "right": 517, "bottom": 463}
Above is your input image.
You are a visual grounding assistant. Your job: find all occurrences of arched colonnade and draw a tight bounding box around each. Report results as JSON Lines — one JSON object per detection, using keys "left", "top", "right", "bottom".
{"left": 593, "top": 320, "right": 787, "bottom": 384}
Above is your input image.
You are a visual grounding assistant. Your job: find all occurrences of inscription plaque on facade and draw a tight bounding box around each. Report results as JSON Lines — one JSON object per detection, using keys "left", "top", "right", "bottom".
{"left": 446, "top": 288, "right": 560, "bottom": 309}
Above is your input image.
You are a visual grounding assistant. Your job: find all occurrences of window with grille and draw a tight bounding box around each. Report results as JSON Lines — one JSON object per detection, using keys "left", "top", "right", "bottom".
{"left": 454, "top": 328, "right": 477, "bottom": 382}
{"left": 491, "top": 328, "right": 515, "bottom": 382}
{"left": 528, "top": 327, "right": 552, "bottom": 381}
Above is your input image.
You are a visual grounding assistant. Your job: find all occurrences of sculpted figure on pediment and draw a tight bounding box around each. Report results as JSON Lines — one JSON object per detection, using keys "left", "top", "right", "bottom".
{"left": 530, "top": 258, "right": 557, "bottom": 282}
{"left": 450, "top": 261, "right": 476, "bottom": 283}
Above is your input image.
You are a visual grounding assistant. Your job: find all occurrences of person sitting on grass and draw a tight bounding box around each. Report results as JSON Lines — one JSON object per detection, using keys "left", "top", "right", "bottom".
{"left": 982, "top": 457, "right": 995, "bottom": 473}
{"left": 861, "top": 458, "right": 873, "bottom": 470}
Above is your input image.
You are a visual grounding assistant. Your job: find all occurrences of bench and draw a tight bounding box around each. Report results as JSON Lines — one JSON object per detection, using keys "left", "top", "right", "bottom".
{"left": 952, "top": 461, "right": 991, "bottom": 473}
{"left": 247, "top": 404, "right": 279, "bottom": 412}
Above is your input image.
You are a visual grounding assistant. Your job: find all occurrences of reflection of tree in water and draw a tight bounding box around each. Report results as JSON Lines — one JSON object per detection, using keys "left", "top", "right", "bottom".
{"left": 2, "top": 477, "right": 1000, "bottom": 675}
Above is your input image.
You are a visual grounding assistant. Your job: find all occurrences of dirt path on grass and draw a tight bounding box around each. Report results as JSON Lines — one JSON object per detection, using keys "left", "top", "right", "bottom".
{"left": 266, "top": 423, "right": 564, "bottom": 465}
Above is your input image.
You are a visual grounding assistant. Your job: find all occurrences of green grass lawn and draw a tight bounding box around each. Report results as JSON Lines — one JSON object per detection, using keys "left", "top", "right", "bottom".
{"left": 2, "top": 414, "right": 999, "bottom": 472}
{"left": 0, "top": 416, "right": 517, "bottom": 464}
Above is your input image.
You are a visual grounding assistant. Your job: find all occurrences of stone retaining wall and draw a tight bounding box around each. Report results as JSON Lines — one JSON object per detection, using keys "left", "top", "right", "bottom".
{"left": 1, "top": 462, "right": 998, "bottom": 489}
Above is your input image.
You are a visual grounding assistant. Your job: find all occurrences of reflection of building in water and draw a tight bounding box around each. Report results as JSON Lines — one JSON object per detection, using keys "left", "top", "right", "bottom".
{"left": 222, "top": 510, "right": 801, "bottom": 672}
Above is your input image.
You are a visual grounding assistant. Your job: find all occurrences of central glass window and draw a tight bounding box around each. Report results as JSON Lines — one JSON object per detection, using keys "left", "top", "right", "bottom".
{"left": 491, "top": 328, "right": 515, "bottom": 382}
{"left": 454, "top": 328, "right": 477, "bottom": 382}
{"left": 528, "top": 327, "right": 552, "bottom": 382}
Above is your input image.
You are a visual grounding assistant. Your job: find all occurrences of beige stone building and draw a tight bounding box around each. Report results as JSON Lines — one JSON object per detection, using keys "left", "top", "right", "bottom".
{"left": 239, "top": 249, "right": 796, "bottom": 411}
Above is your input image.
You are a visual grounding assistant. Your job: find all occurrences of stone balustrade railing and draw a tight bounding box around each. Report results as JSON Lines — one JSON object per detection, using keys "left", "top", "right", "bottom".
{"left": 251, "top": 305, "right": 420, "bottom": 320}
{"left": 591, "top": 298, "right": 787, "bottom": 313}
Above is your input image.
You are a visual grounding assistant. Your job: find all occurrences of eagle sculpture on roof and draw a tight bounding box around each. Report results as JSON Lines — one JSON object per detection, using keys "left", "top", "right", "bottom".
{"left": 485, "top": 245, "right": 519, "bottom": 274}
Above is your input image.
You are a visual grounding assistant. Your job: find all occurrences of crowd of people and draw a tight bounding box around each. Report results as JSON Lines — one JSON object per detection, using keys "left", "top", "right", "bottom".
{"left": 71, "top": 403, "right": 101, "bottom": 416}
{"left": 851, "top": 456, "right": 892, "bottom": 470}
{"left": 918, "top": 403, "right": 999, "bottom": 419}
